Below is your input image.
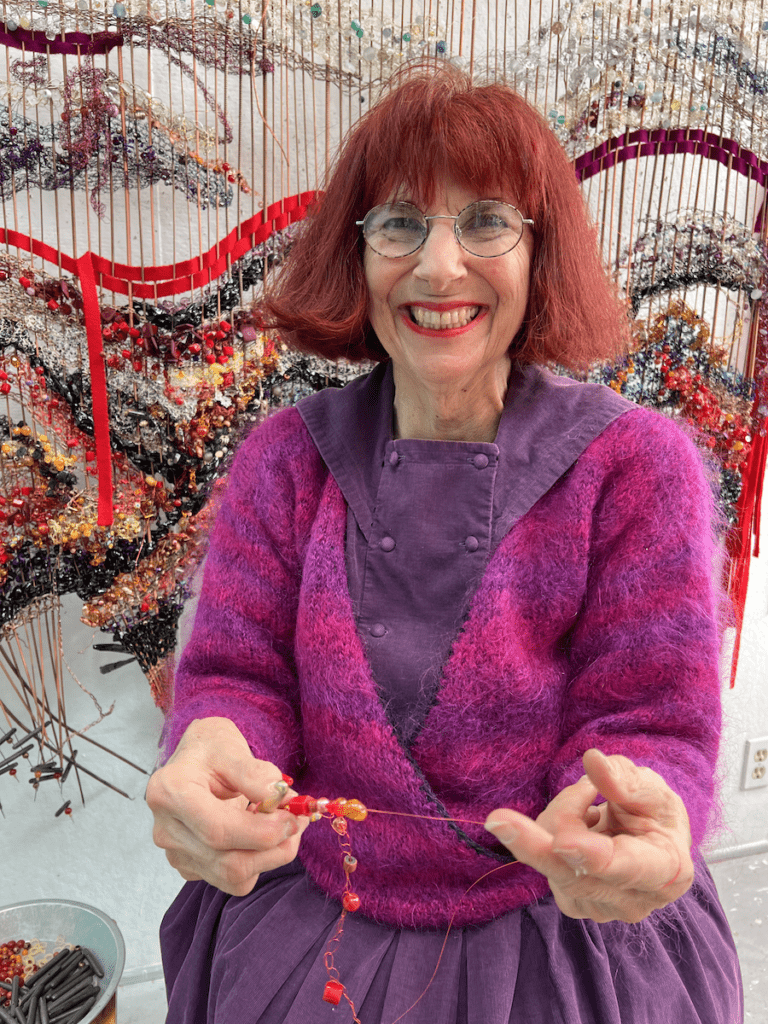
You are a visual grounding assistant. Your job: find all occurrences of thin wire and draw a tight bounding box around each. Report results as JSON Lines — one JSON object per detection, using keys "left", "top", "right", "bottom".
{"left": 386, "top": 861, "right": 518, "bottom": 1024}
{"left": 365, "top": 807, "right": 488, "bottom": 826}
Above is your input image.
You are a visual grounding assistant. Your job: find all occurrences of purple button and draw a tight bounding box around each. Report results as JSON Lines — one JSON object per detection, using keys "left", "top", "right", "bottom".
{"left": 473, "top": 453, "right": 489, "bottom": 469}
{"left": 389, "top": 451, "right": 400, "bottom": 466}
{"left": 370, "top": 623, "right": 386, "bottom": 637}
{"left": 380, "top": 536, "right": 396, "bottom": 551}
{"left": 465, "top": 535, "right": 479, "bottom": 552}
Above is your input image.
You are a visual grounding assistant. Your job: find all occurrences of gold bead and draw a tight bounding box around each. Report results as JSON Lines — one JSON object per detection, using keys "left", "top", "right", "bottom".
{"left": 343, "top": 799, "right": 368, "bottom": 821}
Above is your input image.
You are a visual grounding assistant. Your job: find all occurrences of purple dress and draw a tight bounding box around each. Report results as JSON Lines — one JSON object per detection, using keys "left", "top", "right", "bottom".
{"left": 160, "top": 363, "right": 743, "bottom": 1024}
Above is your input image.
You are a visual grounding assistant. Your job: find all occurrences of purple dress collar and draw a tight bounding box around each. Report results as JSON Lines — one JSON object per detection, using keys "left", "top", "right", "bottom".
{"left": 297, "top": 361, "right": 635, "bottom": 742}
{"left": 297, "top": 359, "right": 635, "bottom": 548}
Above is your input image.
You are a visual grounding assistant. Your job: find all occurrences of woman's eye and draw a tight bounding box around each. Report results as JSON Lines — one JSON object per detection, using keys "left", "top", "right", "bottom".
{"left": 382, "top": 218, "right": 422, "bottom": 233}
{"left": 467, "top": 215, "right": 508, "bottom": 232}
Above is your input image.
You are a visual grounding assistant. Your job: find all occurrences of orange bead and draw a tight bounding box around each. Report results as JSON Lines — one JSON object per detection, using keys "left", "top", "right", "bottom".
{"left": 342, "top": 799, "right": 367, "bottom": 821}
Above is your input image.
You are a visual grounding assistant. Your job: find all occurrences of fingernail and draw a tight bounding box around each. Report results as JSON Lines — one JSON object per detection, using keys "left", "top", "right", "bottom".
{"left": 283, "top": 818, "right": 299, "bottom": 840}
{"left": 485, "top": 820, "right": 519, "bottom": 844}
{"left": 259, "top": 780, "right": 289, "bottom": 813}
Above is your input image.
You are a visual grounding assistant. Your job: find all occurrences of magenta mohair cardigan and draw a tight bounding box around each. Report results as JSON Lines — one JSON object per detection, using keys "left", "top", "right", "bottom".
{"left": 163, "top": 400, "right": 726, "bottom": 930}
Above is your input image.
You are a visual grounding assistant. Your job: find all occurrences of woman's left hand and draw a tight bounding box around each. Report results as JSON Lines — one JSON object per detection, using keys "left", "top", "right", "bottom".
{"left": 484, "top": 749, "right": 694, "bottom": 924}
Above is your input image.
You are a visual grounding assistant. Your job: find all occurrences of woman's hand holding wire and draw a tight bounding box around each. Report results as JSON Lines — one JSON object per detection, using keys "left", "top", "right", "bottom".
{"left": 146, "top": 717, "right": 309, "bottom": 896}
{"left": 484, "top": 749, "right": 694, "bottom": 924}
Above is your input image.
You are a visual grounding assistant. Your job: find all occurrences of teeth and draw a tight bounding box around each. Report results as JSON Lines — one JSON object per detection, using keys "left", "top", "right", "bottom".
{"left": 409, "top": 306, "right": 480, "bottom": 329}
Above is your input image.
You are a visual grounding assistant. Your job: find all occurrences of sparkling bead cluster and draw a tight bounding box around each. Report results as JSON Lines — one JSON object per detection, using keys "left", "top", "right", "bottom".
{"left": 0, "top": 939, "right": 31, "bottom": 1001}
{"left": 276, "top": 2, "right": 450, "bottom": 81}
{"left": 0, "top": 224, "right": 369, "bottom": 696}
{"left": 619, "top": 213, "right": 768, "bottom": 308}
{"left": 557, "top": 299, "right": 759, "bottom": 527}
{"left": 499, "top": 0, "right": 768, "bottom": 163}
{"left": 0, "top": 108, "right": 235, "bottom": 215}
{"left": 285, "top": 794, "right": 367, "bottom": 1014}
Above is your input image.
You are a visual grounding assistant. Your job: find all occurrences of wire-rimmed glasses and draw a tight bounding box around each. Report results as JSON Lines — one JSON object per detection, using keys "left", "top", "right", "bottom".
{"left": 356, "top": 200, "right": 534, "bottom": 259}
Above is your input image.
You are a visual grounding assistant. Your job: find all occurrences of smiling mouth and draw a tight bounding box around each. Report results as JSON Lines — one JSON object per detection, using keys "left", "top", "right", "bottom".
{"left": 407, "top": 305, "right": 481, "bottom": 330}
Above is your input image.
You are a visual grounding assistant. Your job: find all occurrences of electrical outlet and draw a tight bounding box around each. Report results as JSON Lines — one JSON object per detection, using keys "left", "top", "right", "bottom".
{"left": 742, "top": 737, "right": 768, "bottom": 790}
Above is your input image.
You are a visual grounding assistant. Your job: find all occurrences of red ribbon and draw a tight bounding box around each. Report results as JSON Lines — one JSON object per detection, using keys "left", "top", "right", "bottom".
{"left": 0, "top": 191, "right": 320, "bottom": 525}
{"left": 76, "top": 253, "right": 114, "bottom": 526}
{"left": 575, "top": 128, "right": 768, "bottom": 186}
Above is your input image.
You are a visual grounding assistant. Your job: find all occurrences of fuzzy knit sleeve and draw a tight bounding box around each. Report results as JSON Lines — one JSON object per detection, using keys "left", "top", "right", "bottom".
{"left": 546, "top": 406, "right": 729, "bottom": 853}
{"left": 160, "top": 408, "right": 326, "bottom": 772}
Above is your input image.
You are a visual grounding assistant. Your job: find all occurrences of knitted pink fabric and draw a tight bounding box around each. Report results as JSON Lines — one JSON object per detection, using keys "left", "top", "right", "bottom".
{"left": 163, "top": 403, "right": 725, "bottom": 929}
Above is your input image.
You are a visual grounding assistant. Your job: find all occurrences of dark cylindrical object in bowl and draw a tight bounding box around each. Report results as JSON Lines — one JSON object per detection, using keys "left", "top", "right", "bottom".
{"left": 0, "top": 901, "right": 125, "bottom": 1024}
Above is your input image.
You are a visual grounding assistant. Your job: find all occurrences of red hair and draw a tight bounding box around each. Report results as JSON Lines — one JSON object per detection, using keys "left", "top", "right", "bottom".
{"left": 263, "top": 61, "right": 630, "bottom": 370}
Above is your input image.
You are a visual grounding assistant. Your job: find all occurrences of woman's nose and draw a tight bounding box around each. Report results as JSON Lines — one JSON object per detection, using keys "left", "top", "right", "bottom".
{"left": 412, "top": 220, "right": 468, "bottom": 291}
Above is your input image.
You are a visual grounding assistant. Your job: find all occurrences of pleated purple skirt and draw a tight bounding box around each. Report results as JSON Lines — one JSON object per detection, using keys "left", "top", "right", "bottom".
{"left": 160, "top": 858, "right": 743, "bottom": 1024}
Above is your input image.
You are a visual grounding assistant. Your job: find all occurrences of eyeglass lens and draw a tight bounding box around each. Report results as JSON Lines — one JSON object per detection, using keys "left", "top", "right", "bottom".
{"left": 363, "top": 201, "right": 525, "bottom": 258}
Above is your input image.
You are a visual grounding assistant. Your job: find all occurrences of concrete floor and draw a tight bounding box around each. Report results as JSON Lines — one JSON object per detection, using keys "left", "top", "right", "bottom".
{"left": 1, "top": 601, "right": 766, "bottom": 1022}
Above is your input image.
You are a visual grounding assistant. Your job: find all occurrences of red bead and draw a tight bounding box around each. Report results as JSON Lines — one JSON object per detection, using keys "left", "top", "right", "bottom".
{"left": 47, "top": 299, "right": 59, "bottom": 311}
{"left": 0, "top": 383, "right": 11, "bottom": 394}
{"left": 19, "top": 276, "right": 31, "bottom": 289}
{"left": 285, "top": 795, "right": 317, "bottom": 816}
{"left": 342, "top": 892, "right": 361, "bottom": 912}
{"left": 85, "top": 451, "right": 96, "bottom": 461}
{"left": 281, "top": 773, "right": 294, "bottom": 786}
{"left": 326, "top": 798, "right": 347, "bottom": 817}
{"left": 133, "top": 360, "right": 143, "bottom": 372}
{"left": 322, "top": 980, "right": 344, "bottom": 1005}
{"left": 129, "top": 327, "right": 141, "bottom": 339}
{"left": 205, "top": 353, "right": 216, "bottom": 364}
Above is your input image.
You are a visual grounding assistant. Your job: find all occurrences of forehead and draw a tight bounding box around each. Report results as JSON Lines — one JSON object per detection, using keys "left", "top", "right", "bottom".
{"left": 385, "top": 176, "right": 511, "bottom": 211}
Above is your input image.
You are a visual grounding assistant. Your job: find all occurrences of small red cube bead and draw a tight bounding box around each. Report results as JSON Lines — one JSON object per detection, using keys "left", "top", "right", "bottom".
{"left": 322, "top": 980, "right": 344, "bottom": 1005}
{"left": 285, "top": 795, "right": 317, "bottom": 817}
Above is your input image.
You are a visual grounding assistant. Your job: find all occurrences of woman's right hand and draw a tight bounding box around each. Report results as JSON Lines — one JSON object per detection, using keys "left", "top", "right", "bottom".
{"left": 146, "top": 717, "right": 308, "bottom": 896}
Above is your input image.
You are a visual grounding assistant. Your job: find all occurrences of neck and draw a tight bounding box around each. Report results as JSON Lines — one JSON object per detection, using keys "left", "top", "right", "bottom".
{"left": 391, "top": 359, "right": 510, "bottom": 442}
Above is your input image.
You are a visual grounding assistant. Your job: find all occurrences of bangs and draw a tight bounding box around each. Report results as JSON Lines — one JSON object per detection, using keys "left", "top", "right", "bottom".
{"left": 265, "top": 60, "right": 630, "bottom": 370}
{"left": 356, "top": 76, "right": 533, "bottom": 214}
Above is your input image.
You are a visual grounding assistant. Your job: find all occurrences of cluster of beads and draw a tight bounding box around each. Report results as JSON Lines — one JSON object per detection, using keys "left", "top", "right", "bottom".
{"left": 284, "top": 795, "right": 366, "bottom": 1013}
{"left": 0, "top": 939, "right": 31, "bottom": 1002}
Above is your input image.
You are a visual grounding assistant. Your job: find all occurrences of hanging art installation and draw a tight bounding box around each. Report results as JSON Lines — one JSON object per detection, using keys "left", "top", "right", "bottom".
{"left": 0, "top": 0, "right": 767, "bottom": 823}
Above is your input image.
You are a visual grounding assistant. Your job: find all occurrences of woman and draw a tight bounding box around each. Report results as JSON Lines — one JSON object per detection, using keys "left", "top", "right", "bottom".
{"left": 148, "top": 63, "right": 743, "bottom": 1023}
